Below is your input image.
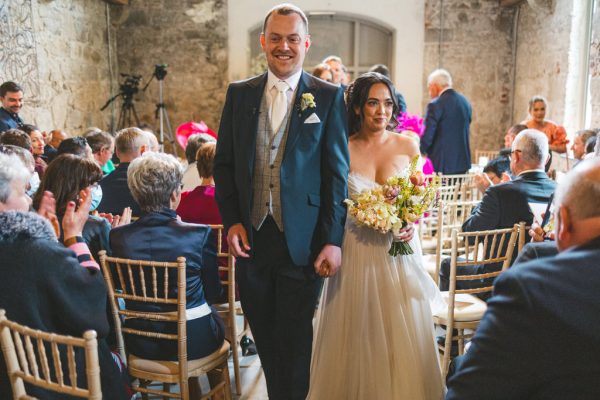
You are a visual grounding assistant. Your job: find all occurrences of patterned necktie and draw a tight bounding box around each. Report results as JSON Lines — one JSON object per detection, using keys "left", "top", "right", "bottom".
{"left": 271, "top": 80, "right": 289, "bottom": 132}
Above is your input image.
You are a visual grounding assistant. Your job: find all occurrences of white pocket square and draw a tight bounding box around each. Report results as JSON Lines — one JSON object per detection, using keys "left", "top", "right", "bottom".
{"left": 304, "top": 113, "right": 321, "bottom": 124}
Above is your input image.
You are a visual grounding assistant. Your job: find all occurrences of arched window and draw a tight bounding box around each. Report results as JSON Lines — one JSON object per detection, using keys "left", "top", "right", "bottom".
{"left": 248, "top": 13, "right": 393, "bottom": 81}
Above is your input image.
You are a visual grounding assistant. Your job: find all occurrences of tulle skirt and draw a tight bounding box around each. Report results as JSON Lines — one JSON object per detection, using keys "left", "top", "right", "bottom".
{"left": 308, "top": 219, "right": 445, "bottom": 399}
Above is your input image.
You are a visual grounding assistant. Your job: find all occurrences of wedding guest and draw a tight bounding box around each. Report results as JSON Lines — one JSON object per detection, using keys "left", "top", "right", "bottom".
{"left": 473, "top": 157, "right": 511, "bottom": 194}
{"left": 323, "top": 55, "right": 345, "bottom": 85}
{"left": 142, "top": 130, "right": 160, "bottom": 152}
{"left": 0, "top": 128, "right": 31, "bottom": 150}
{"left": 312, "top": 63, "right": 333, "bottom": 83}
{"left": 571, "top": 129, "right": 596, "bottom": 162}
{"left": 97, "top": 127, "right": 147, "bottom": 217}
{"left": 521, "top": 95, "right": 568, "bottom": 153}
{"left": 182, "top": 133, "right": 215, "bottom": 191}
{"left": 0, "top": 81, "right": 24, "bottom": 132}
{"left": 32, "top": 154, "right": 120, "bottom": 260}
{"left": 446, "top": 158, "right": 600, "bottom": 399}
{"left": 421, "top": 69, "right": 472, "bottom": 174}
{"left": 0, "top": 152, "right": 32, "bottom": 212}
{"left": 86, "top": 130, "right": 115, "bottom": 174}
{"left": 0, "top": 201, "right": 129, "bottom": 399}
{"left": 439, "top": 129, "right": 555, "bottom": 293}
{"left": 44, "top": 129, "right": 69, "bottom": 162}
{"left": 56, "top": 136, "right": 94, "bottom": 160}
{"left": 369, "top": 64, "right": 407, "bottom": 113}
{"left": 110, "top": 152, "right": 225, "bottom": 362}
{"left": 22, "top": 124, "right": 47, "bottom": 178}
{"left": 503, "top": 124, "right": 527, "bottom": 149}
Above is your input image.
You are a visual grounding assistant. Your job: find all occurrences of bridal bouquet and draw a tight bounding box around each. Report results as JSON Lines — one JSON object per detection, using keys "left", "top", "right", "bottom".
{"left": 344, "top": 157, "right": 440, "bottom": 256}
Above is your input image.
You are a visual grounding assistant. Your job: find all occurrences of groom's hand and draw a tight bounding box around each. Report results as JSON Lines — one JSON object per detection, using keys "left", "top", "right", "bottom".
{"left": 314, "top": 245, "right": 342, "bottom": 277}
{"left": 227, "top": 223, "right": 251, "bottom": 258}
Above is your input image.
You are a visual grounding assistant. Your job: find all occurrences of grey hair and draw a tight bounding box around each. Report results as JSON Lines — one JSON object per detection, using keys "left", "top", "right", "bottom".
{"left": 528, "top": 95, "right": 547, "bottom": 111}
{"left": 427, "top": 69, "right": 453, "bottom": 88}
{"left": 0, "top": 144, "right": 35, "bottom": 172}
{"left": 512, "top": 129, "right": 548, "bottom": 167}
{"left": 0, "top": 152, "right": 31, "bottom": 203}
{"left": 554, "top": 158, "right": 600, "bottom": 221}
{"left": 142, "top": 131, "right": 160, "bottom": 152}
{"left": 127, "top": 152, "right": 183, "bottom": 213}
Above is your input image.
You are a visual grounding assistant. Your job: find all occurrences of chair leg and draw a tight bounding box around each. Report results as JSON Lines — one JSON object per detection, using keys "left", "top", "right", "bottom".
{"left": 458, "top": 329, "right": 465, "bottom": 355}
{"left": 232, "top": 334, "right": 242, "bottom": 395}
{"left": 441, "top": 326, "right": 453, "bottom": 378}
{"left": 189, "top": 376, "right": 202, "bottom": 400}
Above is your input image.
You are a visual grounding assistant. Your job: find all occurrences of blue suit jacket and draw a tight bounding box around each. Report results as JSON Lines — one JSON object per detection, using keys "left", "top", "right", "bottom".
{"left": 0, "top": 107, "right": 22, "bottom": 133}
{"left": 421, "top": 88, "right": 472, "bottom": 174}
{"left": 462, "top": 171, "right": 556, "bottom": 234}
{"left": 214, "top": 71, "right": 349, "bottom": 266}
{"left": 446, "top": 235, "right": 600, "bottom": 399}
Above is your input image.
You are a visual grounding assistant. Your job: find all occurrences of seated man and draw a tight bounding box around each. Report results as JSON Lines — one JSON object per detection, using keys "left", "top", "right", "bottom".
{"left": 439, "top": 129, "right": 556, "bottom": 292}
{"left": 473, "top": 156, "right": 511, "bottom": 194}
{"left": 446, "top": 158, "right": 600, "bottom": 399}
{"left": 97, "top": 127, "right": 148, "bottom": 217}
{"left": 43, "top": 129, "right": 69, "bottom": 162}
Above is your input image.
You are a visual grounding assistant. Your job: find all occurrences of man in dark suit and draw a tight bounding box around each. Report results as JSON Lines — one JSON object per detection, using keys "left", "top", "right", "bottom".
{"left": 97, "top": 127, "right": 147, "bottom": 217}
{"left": 439, "top": 129, "right": 556, "bottom": 292}
{"left": 214, "top": 4, "right": 349, "bottom": 399}
{"left": 446, "top": 158, "right": 600, "bottom": 399}
{"left": 0, "top": 81, "right": 25, "bottom": 133}
{"left": 421, "top": 69, "right": 472, "bottom": 174}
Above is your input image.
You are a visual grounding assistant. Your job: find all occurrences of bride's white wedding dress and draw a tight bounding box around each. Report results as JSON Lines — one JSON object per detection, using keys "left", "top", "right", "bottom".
{"left": 308, "top": 172, "right": 445, "bottom": 400}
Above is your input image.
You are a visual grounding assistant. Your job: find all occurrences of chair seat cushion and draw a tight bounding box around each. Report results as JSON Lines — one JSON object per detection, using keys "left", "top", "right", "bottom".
{"left": 434, "top": 292, "right": 487, "bottom": 322}
{"left": 128, "top": 341, "right": 230, "bottom": 376}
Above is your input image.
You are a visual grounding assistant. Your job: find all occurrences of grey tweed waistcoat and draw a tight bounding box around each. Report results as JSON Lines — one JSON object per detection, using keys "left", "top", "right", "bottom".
{"left": 250, "top": 92, "right": 292, "bottom": 231}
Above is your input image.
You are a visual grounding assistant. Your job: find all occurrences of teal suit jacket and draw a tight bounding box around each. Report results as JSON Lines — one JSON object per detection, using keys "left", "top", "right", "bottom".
{"left": 214, "top": 71, "right": 349, "bottom": 266}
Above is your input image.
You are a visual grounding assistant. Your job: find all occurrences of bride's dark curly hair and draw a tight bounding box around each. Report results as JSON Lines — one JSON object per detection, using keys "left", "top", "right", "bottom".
{"left": 346, "top": 72, "right": 399, "bottom": 135}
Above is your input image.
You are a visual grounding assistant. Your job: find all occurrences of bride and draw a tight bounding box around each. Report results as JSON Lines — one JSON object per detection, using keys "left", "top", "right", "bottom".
{"left": 308, "top": 72, "right": 445, "bottom": 399}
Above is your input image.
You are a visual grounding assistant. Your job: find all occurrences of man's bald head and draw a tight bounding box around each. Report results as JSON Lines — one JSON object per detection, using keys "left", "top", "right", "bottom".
{"left": 49, "top": 130, "right": 69, "bottom": 149}
{"left": 554, "top": 158, "right": 600, "bottom": 250}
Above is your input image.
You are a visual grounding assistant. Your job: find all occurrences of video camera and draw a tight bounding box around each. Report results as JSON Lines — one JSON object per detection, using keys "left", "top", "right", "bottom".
{"left": 119, "top": 73, "right": 142, "bottom": 99}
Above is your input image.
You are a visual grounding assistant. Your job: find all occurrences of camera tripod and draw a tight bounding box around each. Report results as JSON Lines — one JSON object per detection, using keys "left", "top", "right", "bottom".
{"left": 101, "top": 74, "right": 142, "bottom": 132}
{"left": 143, "top": 64, "right": 176, "bottom": 154}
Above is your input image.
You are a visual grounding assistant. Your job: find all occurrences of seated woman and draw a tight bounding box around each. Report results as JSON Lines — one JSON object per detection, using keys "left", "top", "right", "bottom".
{"left": 32, "top": 154, "right": 118, "bottom": 259}
{"left": 0, "top": 153, "right": 128, "bottom": 399}
{"left": 110, "top": 152, "right": 224, "bottom": 361}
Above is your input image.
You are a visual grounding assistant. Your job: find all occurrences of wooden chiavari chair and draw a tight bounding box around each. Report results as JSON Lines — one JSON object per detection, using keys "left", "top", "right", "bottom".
{"left": 99, "top": 251, "right": 232, "bottom": 400}
{"left": 0, "top": 309, "right": 102, "bottom": 399}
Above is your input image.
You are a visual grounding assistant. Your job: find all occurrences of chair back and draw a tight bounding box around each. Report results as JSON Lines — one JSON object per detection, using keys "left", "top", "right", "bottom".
{"left": 474, "top": 149, "right": 499, "bottom": 164}
{"left": 98, "top": 251, "right": 188, "bottom": 396}
{"left": 440, "top": 173, "right": 479, "bottom": 201}
{"left": 0, "top": 309, "right": 101, "bottom": 399}
{"left": 433, "top": 200, "right": 480, "bottom": 282}
{"left": 448, "top": 225, "right": 520, "bottom": 298}
{"left": 208, "top": 224, "right": 248, "bottom": 395}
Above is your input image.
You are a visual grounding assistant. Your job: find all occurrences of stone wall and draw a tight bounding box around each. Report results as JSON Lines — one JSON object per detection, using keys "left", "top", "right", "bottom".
{"left": 423, "top": 0, "right": 516, "bottom": 153}
{"left": 0, "top": 0, "right": 116, "bottom": 133}
{"left": 512, "top": 0, "right": 572, "bottom": 128}
{"left": 589, "top": 0, "right": 600, "bottom": 129}
{"left": 112, "top": 0, "right": 228, "bottom": 149}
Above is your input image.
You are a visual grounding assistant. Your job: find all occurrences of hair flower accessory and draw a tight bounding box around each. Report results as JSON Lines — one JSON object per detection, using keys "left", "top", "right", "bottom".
{"left": 300, "top": 93, "right": 316, "bottom": 112}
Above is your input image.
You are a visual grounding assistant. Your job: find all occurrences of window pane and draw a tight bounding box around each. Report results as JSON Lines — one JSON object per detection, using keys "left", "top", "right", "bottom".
{"left": 359, "top": 23, "right": 391, "bottom": 67}
{"left": 305, "top": 15, "right": 354, "bottom": 67}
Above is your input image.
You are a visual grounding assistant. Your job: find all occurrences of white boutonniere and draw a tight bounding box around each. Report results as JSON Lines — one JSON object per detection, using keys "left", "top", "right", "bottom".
{"left": 300, "top": 93, "right": 316, "bottom": 112}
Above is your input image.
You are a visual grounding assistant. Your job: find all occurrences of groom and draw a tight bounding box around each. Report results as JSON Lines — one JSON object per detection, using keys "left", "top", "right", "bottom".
{"left": 214, "top": 3, "right": 349, "bottom": 399}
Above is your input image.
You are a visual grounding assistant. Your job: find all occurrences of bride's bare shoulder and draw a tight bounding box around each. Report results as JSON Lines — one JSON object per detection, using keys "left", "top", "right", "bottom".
{"left": 388, "top": 131, "right": 419, "bottom": 157}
